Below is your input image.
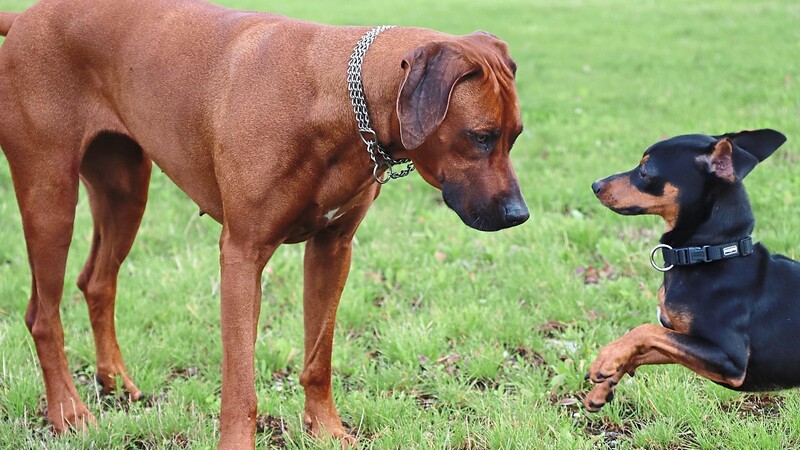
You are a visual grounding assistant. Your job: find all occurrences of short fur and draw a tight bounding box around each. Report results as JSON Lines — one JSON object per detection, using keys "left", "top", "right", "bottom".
{"left": 585, "top": 129, "right": 798, "bottom": 411}
{"left": 0, "top": 0, "right": 528, "bottom": 447}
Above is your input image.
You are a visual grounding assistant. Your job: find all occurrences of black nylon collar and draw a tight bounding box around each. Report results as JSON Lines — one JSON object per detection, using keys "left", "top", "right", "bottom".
{"left": 650, "top": 237, "right": 754, "bottom": 272}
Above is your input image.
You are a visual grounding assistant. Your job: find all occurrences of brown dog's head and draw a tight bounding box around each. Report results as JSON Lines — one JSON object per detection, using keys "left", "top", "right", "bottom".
{"left": 395, "top": 31, "right": 527, "bottom": 231}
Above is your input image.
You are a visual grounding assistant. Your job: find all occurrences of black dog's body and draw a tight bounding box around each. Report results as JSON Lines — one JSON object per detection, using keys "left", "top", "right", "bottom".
{"left": 585, "top": 129, "right": 797, "bottom": 411}
{"left": 665, "top": 244, "right": 800, "bottom": 391}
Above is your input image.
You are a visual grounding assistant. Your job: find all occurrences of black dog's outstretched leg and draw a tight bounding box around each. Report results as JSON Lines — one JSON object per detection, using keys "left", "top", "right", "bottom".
{"left": 584, "top": 324, "right": 747, "bottom": 411}
{"left": 584, "top": 350, "right": 672, "bottom": 411}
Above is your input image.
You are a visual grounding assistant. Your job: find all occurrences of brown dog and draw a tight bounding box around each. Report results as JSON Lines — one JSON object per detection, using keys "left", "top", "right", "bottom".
{"left": 0, "top": 0, "right": 526, "bottom": 447}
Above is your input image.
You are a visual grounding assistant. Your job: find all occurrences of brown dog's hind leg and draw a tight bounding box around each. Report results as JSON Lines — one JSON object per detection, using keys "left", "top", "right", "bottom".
{"left": 8, "top": 152, "right": 94, "bottom": 432}
{"left": 76, "top": 133, "right": 152, "bottom": 400}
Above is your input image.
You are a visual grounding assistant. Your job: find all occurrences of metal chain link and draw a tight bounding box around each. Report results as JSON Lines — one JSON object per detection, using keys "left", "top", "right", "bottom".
{"left": 347, "top": 25, "right": 415, "bottom": 184}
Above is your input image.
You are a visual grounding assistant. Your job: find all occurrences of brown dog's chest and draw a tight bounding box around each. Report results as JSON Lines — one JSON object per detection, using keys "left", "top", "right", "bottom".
{"left": 283, "top": 186, "right": 378, "bottom": 244}
{"left": 285, "top": 210, "right": 352, "bottom": 243}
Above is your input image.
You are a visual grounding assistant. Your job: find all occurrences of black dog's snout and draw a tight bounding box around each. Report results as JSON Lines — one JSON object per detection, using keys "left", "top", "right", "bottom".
{"left": 592, "top": 180, "right": 605, "bottom": 196}
{"left": 503, "top": 201, "right": 530, "bottom": 226}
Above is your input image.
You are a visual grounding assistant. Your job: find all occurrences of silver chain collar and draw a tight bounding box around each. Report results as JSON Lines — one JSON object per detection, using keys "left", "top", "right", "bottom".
{"left": 347, "top": 25, "right": 415, "bottom": 184}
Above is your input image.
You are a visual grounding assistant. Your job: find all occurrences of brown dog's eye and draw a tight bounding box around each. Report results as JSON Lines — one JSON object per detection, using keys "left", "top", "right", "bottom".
{"left": 466, "top": 130, "right": 498, "bottom": 153}
{"left": 471, "top": 130, "right": 495, "bottom": 144}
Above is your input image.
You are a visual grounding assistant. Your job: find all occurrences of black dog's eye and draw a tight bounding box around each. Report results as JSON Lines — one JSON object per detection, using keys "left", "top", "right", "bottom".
{"left": 638, "top": 166, "right": 648, "bottom": 178}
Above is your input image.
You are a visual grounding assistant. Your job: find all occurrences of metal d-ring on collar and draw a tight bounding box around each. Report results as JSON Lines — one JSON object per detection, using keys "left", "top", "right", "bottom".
{"left": 650, "top": 244, "right": 675, "bottom": 272}
{"left": 649, "top": 236, "right": 755, "bottom": 272}
{"left": 347, "top": 25, "right": 415, "bottom": 184}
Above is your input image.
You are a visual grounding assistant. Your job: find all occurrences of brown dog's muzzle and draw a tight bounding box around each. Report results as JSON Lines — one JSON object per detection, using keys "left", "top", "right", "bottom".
{"left": 442, "top": 180, "right": 528, "bottom": 231}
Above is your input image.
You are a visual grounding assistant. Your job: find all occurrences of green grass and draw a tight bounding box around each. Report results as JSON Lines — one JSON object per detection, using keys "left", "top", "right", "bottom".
{"left": 1, "top": 0, "right": 800, "bottom": 448}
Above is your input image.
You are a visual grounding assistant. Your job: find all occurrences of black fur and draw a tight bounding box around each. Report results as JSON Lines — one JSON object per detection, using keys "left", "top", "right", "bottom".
{"left": 594, "top": 129, "right": 800, "bottom": 391}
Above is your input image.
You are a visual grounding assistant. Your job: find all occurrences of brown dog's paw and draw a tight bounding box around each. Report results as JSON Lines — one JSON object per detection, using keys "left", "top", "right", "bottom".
{"left": 48, "top": 403, "right": 96, "bottom": 433}
{"left": 340, "top": 434, "right": 358, "bottom": 449}
{"left": 304, "top": 411, "right": 358, "bottom": 448}
{"left": 95, "top": 371, "right": 143, "bottom": 402}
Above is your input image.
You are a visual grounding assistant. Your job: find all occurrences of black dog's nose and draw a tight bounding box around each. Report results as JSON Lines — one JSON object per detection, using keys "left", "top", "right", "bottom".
{"left": 592, "top": 180, "right": 604, "bottom": 196}
{"left": 503, "top": 201, "right": 530, "bottom": 226}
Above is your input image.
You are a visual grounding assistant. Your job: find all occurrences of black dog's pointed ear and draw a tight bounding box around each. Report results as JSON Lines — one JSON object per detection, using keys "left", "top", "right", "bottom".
{"left": 701, "top": 138, "right": 737, "bottom": 183}
{"left": 711, "top": 129, "right": 787, "bottom": 180}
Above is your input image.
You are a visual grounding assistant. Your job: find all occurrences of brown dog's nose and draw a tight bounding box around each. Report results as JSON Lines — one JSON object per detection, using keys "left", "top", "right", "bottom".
{"left": 503, "top": 200, "right": 529, "bottom": 226}
{"left": 592, "top": 180, "right": 605, "bottom": 196}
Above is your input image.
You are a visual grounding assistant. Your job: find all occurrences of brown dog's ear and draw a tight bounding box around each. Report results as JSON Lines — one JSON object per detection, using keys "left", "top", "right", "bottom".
{"left": 396, "top": 42, "right": 479, "bottom": 149}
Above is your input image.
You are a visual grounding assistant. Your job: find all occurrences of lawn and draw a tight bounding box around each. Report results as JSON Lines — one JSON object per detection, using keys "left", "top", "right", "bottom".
{"left": 1, "top": 0, "right": 799, "bottom": 448}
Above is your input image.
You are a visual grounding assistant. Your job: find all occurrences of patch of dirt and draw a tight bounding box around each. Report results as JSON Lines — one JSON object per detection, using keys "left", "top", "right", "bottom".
{"left": 721, "top": 393, "right": 783, "bottom": 419}
{"left": 167, "top": 366, "right": 200, "bottom": 381}
{"left": 256, "top": 414, "right": 289, "bottom": 448}
{"left": 72, "top": 364, "right": 95, "bottom": 387}
{"left": 435, "top": 353, "right": 461, "bottom": 376}
{"left": 366, "top": 349, "right": 382, "bottom": 362}
{"left": 583, "top": 415, "right": 633, "bottom": 448}
{"left": 504, "top": 345, "right": 548, "bottom": 369}
{"left": 127, "top": 432, "right": 190, "bottom": 449}
{"left": 418, "top": 353, "right": 462, "bottom": 377}
{"left": 413, "top": 390, "right": 437, "bottom": 410}
{"left": 469, "top": 377, "right": 500, "bottom": 392}
{"left": 533, "top": 320, "right": 572, "bottom": 338}
{"left": 137, "top": 391, "right": 169, "bottom": 410}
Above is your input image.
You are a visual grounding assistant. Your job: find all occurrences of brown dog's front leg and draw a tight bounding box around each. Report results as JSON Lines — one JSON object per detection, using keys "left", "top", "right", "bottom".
{"left": 218, "top": 230, "right": 275, "bottom": 450}
{"left": 300, "top": 229, "right": 357, "bottom": 443}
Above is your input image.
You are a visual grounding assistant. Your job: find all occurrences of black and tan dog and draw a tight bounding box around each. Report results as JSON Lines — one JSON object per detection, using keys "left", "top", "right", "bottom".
{"left": 585, "top": 129, "right": 795, "bottom": 411}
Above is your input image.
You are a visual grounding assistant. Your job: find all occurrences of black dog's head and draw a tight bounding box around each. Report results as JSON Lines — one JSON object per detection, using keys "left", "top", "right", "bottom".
{"left": 591, "top": 130, "right": 786, "bottom": 234}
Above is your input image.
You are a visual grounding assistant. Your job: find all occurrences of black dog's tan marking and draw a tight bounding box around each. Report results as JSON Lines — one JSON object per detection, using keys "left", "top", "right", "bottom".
{"left": 657, "top": 285, "right": 691, "bottom": 333}
{"left": 597, "top": 177, "right": 680, "bottom": 231}
{"left": 586, "top": 129, "right": 797, "bottom": 412}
